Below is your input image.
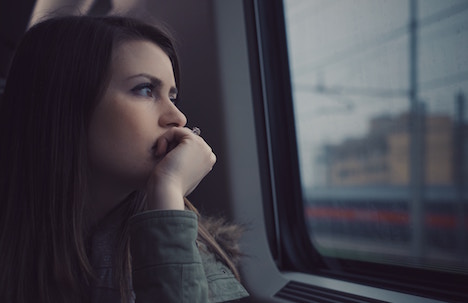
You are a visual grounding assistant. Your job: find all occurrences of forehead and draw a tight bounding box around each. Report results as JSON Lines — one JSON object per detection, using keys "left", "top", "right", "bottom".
{"left": 110, "top": 40, "right": 175, "bottom": 84}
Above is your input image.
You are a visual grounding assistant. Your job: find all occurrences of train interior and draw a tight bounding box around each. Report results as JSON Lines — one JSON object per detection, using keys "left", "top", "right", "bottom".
{"left": 1, "top": 0, "right": 467, "bottom": 302}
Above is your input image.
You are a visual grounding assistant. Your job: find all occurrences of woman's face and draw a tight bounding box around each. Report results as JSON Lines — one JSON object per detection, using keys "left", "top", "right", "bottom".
{"left": 88, "top": 40, "right": 187, "bottom": 193}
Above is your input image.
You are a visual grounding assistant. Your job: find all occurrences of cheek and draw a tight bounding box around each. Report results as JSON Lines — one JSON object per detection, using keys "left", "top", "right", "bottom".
{"left": 87, "top": 100, "right": 157, "bottom": 185}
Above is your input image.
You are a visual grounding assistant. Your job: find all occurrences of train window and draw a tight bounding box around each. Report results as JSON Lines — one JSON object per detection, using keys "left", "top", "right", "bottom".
{"left": 248, "top": 0, "right": 468, "bottom": 301}
{"left": 285, "top": 0, "right": 468, "bottom": 274}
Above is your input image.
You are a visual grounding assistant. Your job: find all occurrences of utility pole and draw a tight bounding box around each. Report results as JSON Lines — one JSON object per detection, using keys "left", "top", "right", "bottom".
{"left": 455, "top": 92, "right": 467, "bottom": 265}
{"left": 409, "top": 0, "right": 424, "bottom": 264}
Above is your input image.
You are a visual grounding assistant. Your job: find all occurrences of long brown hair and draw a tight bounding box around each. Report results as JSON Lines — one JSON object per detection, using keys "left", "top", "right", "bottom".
{"left": 0, "top": 15, "right": 242, "bottom": 303}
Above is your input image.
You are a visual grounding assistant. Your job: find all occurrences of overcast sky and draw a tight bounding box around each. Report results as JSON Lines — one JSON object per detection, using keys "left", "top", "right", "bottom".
{"left": 284, "top": 0, "right": 468, "bottom": 186}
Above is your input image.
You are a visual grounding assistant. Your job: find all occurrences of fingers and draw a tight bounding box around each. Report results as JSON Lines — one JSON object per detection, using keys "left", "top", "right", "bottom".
{"left": 146, "top": 127, "right": 216, "bottom": 210}
{"left": 156, "top": 128, "right": 216, "bottom": 172}
{"left": 150, "top": 127, "right": 216, "bottom": 190}
{"left": 153, "top": 127, "right": 207, "bottom": 159}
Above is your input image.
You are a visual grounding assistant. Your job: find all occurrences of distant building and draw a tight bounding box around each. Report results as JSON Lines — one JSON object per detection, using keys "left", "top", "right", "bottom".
{"left": 324, "top": 112, "right": 458, "bottom": 187}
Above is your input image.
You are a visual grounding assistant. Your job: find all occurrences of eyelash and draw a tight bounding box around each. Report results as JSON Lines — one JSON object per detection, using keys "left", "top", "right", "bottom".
{"left": 131, "top": 83, "right": 155, "bottom": 98}
{"left": 131, "top": 83, "right": 178, "bottom": 105}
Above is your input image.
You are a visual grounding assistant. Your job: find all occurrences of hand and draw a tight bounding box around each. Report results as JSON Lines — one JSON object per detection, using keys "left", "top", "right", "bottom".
{"left": 146, "top": 127, "right": 216, "bottom": 210}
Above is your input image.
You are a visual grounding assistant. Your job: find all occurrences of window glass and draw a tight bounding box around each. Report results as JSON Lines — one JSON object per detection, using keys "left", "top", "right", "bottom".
{"left": 284, "top": 0, "right": 468, "bottom": 274}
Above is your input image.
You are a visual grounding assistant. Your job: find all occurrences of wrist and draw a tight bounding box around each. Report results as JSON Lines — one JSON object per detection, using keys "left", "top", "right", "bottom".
{"left": 146, "top": 181, "right": 185, "bottom": 210}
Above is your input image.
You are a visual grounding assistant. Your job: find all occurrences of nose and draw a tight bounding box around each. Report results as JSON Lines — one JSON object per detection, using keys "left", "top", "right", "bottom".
{"left": 159, "top": 100, "right": 187, "bottom": 128}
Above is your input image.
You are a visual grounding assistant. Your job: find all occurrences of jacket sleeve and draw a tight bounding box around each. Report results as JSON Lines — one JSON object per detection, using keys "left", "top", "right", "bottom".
{"left": 129, "top": 210, "right": 208, "bottom": 303}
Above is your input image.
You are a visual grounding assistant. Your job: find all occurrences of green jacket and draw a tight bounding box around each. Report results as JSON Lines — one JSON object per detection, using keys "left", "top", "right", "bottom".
{"left": 129, "top": 210, "right": 249, "bottom": 303}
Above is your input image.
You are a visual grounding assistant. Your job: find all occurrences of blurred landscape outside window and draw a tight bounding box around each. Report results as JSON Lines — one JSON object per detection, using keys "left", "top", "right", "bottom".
{"left": 284, "top": 0, "right": 468, "bottom": 274}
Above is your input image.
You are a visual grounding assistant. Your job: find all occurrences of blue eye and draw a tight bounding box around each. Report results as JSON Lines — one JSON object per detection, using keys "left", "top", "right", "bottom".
{"left": 131, "top": 83, "right": 155, "bottom": 98}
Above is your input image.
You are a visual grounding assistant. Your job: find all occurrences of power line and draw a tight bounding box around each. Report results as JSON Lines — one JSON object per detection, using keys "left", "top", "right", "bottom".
{"left": 325, "top": 16, "right": 468, "bottom": 87}
{"left": 293, "top": 1, "right": 468, "bottom": 77}
{"left": 294, "top": 23, "right": 407, "bottom": 76}
{"left": 294, "top": 83, "right": 407, "bottom": 99}
{"left": 420, "top": 71, "right": 468, "bottom": 92}
{"left": 294, "top": 70, "right": 468, "bottom": 98}
{"left": 419, "top": 1, "right": 468, "bottom": 28}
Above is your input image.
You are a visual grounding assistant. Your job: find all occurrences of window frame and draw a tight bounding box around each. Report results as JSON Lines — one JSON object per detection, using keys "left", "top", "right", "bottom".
{"left": 244, "top": 0, "right": 468, "bottom": 301}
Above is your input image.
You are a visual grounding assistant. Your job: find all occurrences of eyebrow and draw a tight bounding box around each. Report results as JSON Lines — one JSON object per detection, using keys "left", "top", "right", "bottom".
{"left": 126, "top": 73, "right": 178, "bottom": 95}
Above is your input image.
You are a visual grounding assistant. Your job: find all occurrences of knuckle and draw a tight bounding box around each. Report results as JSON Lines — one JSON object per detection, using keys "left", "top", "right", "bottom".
{"left": 210, "top": 153, "right": 217, "bottom": 164}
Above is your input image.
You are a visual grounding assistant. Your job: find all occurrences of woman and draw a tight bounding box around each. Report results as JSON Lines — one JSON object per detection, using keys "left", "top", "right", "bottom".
{"left": 0, "top": 15, "right": 248, "bottom": 303}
